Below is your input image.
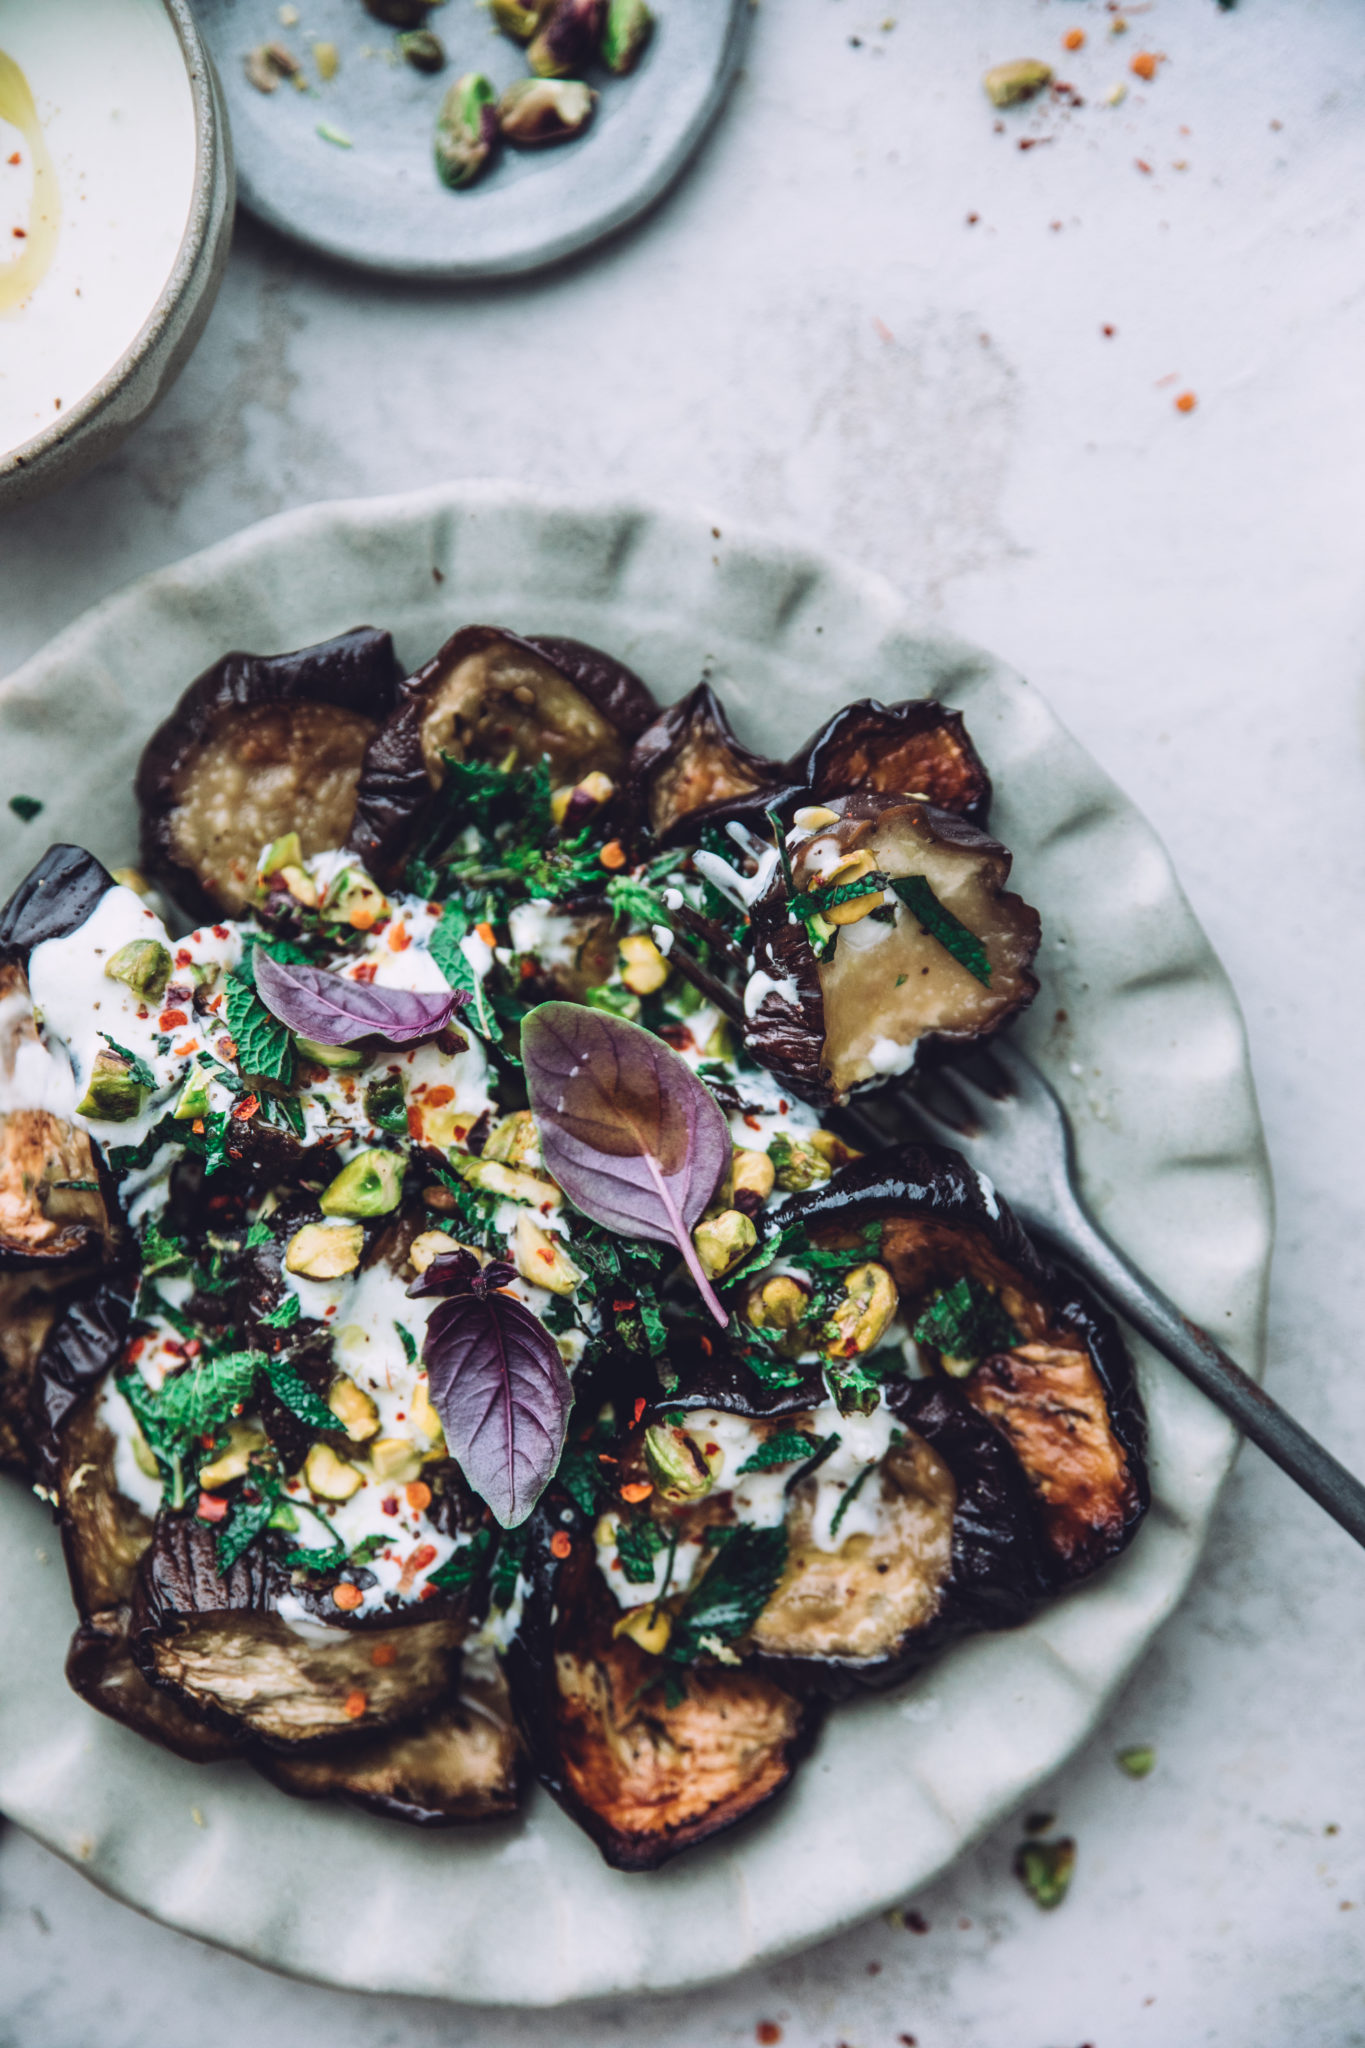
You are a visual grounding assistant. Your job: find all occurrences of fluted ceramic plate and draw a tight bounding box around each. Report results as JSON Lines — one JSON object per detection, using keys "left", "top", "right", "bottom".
{"left": 0, "top": 484, "right": 1272, "bottom": 2006}
{"left": 194, "top": 0, "right": 747, "bottom": 278}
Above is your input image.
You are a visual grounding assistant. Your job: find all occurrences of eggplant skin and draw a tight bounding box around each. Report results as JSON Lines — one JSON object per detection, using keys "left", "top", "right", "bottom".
{"left": 346, "top": 625, "right": 659, "bottom": 882}
{"left": 792, "top": 699, "right": 992, "bottom": 826}
{"left": 505, "top": 1510, "right": 819, "bottom": 1871}
{"left": 743, "top": 794, "right": 1041, "bottom": 1104}
{"left": 0, "top": 844, "right": 114, "bottom": 966}
{"left": 66, "top": 1617, "right": 244, "bottom": 1764}
{"left": 628, "top": 683, "right": 787, "bottom": 845}
{"left": 129, "top": 1514, "right": 470, "bottom": 1749}
{"left": 135, "top": 627, "right": 400, "bottom": 919}
{"left": 253, "top": 1666, "right": 526, "bottom": 1826}
{"left": 0, "top": 1273, "right": 66, "bottom": 1470}
{"left": 26, "top": 1272, "right": 137, "bottom": 1495}
{"left": 781, "top": 1143, "right": 1149, "bottom": 1582}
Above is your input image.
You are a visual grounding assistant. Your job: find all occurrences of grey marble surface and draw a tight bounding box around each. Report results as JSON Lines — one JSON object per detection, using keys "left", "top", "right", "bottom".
{"left": 2, "top": 0, "right": 1364, "bottom": 2040}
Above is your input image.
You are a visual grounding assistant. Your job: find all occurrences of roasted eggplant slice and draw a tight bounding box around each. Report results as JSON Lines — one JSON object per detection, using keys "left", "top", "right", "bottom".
{"left": 346, "top": 626, "right": 658, "bottom": 880}
{"left": 0, "top": 843, "right": 114, "bottom": 961}
{"left": 1, "top": 961, "right": 115, "bottom": 1267}
{"left": 767, "top": 1145, "right": 1148, "bottom": 1580}
{"left": 129, "top": 1513, "right": 470, "bottom": 1748}
{"left": 742, "top": 793, "right": 1040, "bottom": 1101}
{"left": 791, "top": 699, "right": 992, "bottom": 824}
{"left": 506, "top": 1512, "right": 818, "bottom": 1870}
{"left": 66, "top": 1617, "right": 243, "bottom": 1763}
{"left": 136, "top": 627, "right": 401, "bottom": 918}
{"left": 629, "top": 683, "right": 785, "bottom": 844}
{"left": 254, "top": 1661, "right": 525, "bottom": 1825}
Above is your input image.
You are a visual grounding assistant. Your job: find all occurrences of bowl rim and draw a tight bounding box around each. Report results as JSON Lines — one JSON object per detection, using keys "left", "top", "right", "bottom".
{"left": 0, "top": 0, "right": 225, "bottom": 484}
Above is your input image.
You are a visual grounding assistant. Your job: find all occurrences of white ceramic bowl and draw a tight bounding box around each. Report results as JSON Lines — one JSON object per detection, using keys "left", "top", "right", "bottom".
{"left": 0, "top": 484, "right": 1274, "bottom": 2005}
{"left": 0, "top": 0, "right": 234, "bottom": 508}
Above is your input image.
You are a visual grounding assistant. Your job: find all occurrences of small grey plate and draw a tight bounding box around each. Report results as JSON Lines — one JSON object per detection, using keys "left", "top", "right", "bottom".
{"left": 193, "top": 0, "right": 747, "bottom": 278}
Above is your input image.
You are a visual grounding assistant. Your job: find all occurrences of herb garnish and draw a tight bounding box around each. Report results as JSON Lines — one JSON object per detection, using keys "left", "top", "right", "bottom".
{"left": 912, "top": 1276, "right": 1016, "bottom": 1371}
{"left": 665, "top": 1524, "right": 788, "bottom": 1664}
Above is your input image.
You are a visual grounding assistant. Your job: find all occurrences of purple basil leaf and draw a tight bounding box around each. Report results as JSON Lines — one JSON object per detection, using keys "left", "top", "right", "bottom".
{"left": 407, "top": 1251, "right": 515, "bottom": 1300}
{"left": 420, "top": 1283, "right": 572, "bottom": 1530}
{"left": 520, "top": 1002, "right": 733, "bottom": 1327}
{"left": 254, "top": 948, "right": 466, "bottom": 1047}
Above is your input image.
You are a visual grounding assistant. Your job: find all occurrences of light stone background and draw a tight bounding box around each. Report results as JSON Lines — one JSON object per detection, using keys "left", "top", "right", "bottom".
{"left": 2, "top": 0, "right": 1364, "bottom": 2041}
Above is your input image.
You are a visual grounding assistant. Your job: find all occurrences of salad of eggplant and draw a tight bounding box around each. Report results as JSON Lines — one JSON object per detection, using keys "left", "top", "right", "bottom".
{"left": 0, "top": 621, "right": 1146, "bottom": 1869}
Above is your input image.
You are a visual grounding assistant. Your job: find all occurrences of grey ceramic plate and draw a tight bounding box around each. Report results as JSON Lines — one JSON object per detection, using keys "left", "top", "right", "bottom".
{"left": 0, "top": 484, "right": 1272, "bottom": 2005}
{"left": 194, "top": 0, "right": 746, "bottom": 277}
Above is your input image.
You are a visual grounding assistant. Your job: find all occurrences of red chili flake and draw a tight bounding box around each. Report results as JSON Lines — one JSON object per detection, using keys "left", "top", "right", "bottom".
{"left": 191, "top": 1118, "right": 205, "bottom": 1135}
{"left": 175, "top": 948, "right": 193, "bottom": 967}
{"left": 212, "top": 925, "right": 230, "bottom": 941}
{"left": 387, "top": 923, "right": 411, "bottom": 953}
{"left": 158, "top": 1009, "right": 189, "bottom": 1031}
{"left": 1102, "top": 324, "right": 1116, "bottom": 337}
{"left": 162, "top": 1338, "right": 186, "bottom": 1359}
{"left": 536, "top": 1247, "right": 556, "bottom": 1266}
{"left": 370, "top": 1642, "right": 397, "bottom": 1667}
{"left": 426, "top": 1084, "right": 454, "bottom": 1107}
{"left": 6, "top": 152, "right": 19, "bottom": 165}
{"left": 905, "top": 1910, "right": 929, "bottom": 1933}
{"left": 343, "top": 1688, "right": 368, "bottom": 1718}
{"left": 598, "top": 841, "right": 627, "bottom": 871}
{"left": 11, "top": 227, "right": 26, "bottom": 240}
{"left": 756, "top": 2026, "right": 783, "bottom": 2045}
{"left": 183, "top": 1340, "right": 202, "bottom": 1359}
{"left": 174, "top": 1039, "right": 199, "bottom": 1057}
{"left": 631, "top": 1397, "right": 647, "bottom": 1427}
{"left": 550, "top": 1530, "right": 572, "bottom": 1559}
{"left": 353, "top": 961, "right": 378, "bottom": 985}
{"left": 217, "top": 1036, "right": 237, "bottom": 1059}
{"left": 699, "top": 1335, "right": 713, "bottom": 1356}
{"left": 231, "top": 1094, "right": 259, "bottom": 1121}
{"left": 743, "top": 1114, "right": 763, "bottom": 1131}
{"left": 381, "top": 1494, "right": 400, "bottom": 1516}
{"left": 125, "top": 1338, "right": 146, "bottom": 1363}
{"left": 519, "top": 957, "right": 538, "bottom": 980}
{"left": 966, "top": 212, "right": 979, "bottom": 226}
{"left": 612, "top": 1299, "right": 636, "bottom": 1313}
{"left": 1130, "top": 49, "right": 1159, "bottom": 80}
{"left": 195, "top": 1492, "right": 229, "bottom": 1523}
{"left": 620, "top": 1481, "right": 653, "bottom": 1504}
{"left": 418, "top": 1581, "right": 440, "bottom": 1599}
{"left": 475, "top": 921, "right": 496, "bottom": 946}
{"left": 704, "top": 1442, "right": 720, "bottom": 1457}
{"left": 658, "top": 1023, "right": 696, "bottom": 1052}
{"left": 1062, "top": 26, "right": 1084, "bottom": 48}
{"left": 1175, "top": 390, "right": 1197, "bottom": 413}
{"left": 778, "top": 1099, "right": 789, "bottom": 1113}
{"left": 597, "top": 1452, "right": 619, "bottom": 1464}
{"left": 1135, "top": 158, "right": 1153, "bottom": 174}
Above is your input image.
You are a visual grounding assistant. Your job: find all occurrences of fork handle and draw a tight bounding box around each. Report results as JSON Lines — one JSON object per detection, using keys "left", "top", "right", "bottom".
{"left": 1037, "top": 1196, "right": 1365, "bottom": 1551}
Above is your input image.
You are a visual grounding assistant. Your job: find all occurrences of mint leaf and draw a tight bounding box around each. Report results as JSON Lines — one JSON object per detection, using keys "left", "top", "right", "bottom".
{"left": 348, "top": 1532, "right": 390, "bottom": 1568}
{"left": 912, "top": 1275, "right": 1016, "bottom": 1369}
{"left": 428, "top": 1525, "right": 492, "bottom": 1591}
{"left": 216, "top": 1488, "right": 278, "bottom": 1572}
{"left": 264, "top": 1354, "right": 333, "bottom": 1427}
{"left": 430, "top": 900, "right": 495, "bottom": 1039}
{"left": 225, "top": 969, "right": 295, "bottom": 1084}
{"left": 246, "top": 1220, "right": 274, "bottom": 1249}
{"left": 8, "top": 795, "right": 43, "bottom": 823}
{"left": 260, "top": 1293, "right": 301, "bottom": 1331}
{"left": 666, "top": 1524, "right": 788, "bottom": 1662}
{"left": 828, "top": 1459, "right": 876, "bottom": 1539}
{"left": 615, "top": 1514, "right": 665, "bottom": 1585}
{"left": 889, "top": 875, "right": 992, "bottom": 987}
{"left": 556, "top": 1443, "right": 605, "bottom": 1516}
{"left": 394, "top": 1321, "right": 418, "bottom": 1366}
{"left": 139, "top": 1219, "right": 188, "bottom": 1276}
{"left": 735, "top": 1431, "right": 820, "bottom": 1474}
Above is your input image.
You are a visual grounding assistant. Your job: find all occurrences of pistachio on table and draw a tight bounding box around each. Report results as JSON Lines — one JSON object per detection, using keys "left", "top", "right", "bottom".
{"left": 490, "top": 0, "right": 551, "bottom": 40}
{"left": 364, "top": 0, "right": 443, "bottom": 26}
{"left": 528, "top": 0, "right": 605, "bottom": 79}
{"left": 398, "top": 30, "right": 446, "bottom": 72}
{"left": 434, "top": 72, "right": 500, "bottom": 190}
{"left": 602, "top": 0, "right": 653, "bottom": 75}
{"left": 982, "top": 58, "right": 1053, "bottom": 107}
{"left": 498, "top": 77, "right": 597, "bottom": 147}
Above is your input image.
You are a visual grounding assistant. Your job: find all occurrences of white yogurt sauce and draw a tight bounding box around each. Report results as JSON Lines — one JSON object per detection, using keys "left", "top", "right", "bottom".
{"left": 0, "top": 2, "right": 198, "bottom": 458}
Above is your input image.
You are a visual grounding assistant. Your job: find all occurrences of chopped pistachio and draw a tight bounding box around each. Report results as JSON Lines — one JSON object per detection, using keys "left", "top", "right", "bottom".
{"left": 328, "top": 1375, "right": 381, "bottom": 1442}
{"left": 602, "top": 0, "right": 652, "bottom": 73}
{"left": 316, "top": 121, "right": 354, "bottom": 148}
{"left": 824, "top": 1261, "right": 899, "bottom": 1358}
{"left": 75, "top": 1048, "right": 144, "bottom": 1123}
{"left": 692, "top": 1207, "right": 758, "bottom": 1279}
{"left": 457, "top": 1156, "right": 561, "bottom": 1208}
{"left": 434, "top": 72, "right": 498, "bottom": 189}
{"left": 110, "top": 865, "right": 151, "bottom": 894}
{"left": 198, "top": 1424, "right": 269, "bottom": 1491}
{"left": 549, "top": 769, "right": 614, "bottom": 826}
{"left": 613, "top": 1603, "right": 671, "bottom": 1654}
{"left": 618, "top": 931, "right": 668, "bottom": 995}
{"left": 131, "top": 1430, "right": 160, "bottom": 1481}
{"left": 304, "top": 1441, "right": 363, "bottom": 1502}
{"left": 983, "top": 57, "right": 1053, "bottom": 107}
{"left": 793, "top": 805, "right": 840, "bottom": 832}
{"left": 1117, "top": 1745, "right": 1156, "bottom": 1778}
{"left": 497, "top": 76, "right": 596, "bottom": 147}
{"left": 294, "top": 1036, "right": 365, "bottom": 1070}
{"left": 314, "top": 39, "right": 340, "bottom": 80}
{"left": 257, "top": 832, "right": 303, "bottom": 881}
{"left": 768, "top": 1133, "right": 832, "bottom": 1193}
{"left": 173, "top": 1059, "right": 215, "bottom": 1123}
{"left": 731, "top": 1147, "right": 776, "bottom": 1203}
{"left": 319, "top": 1149, "right": 406, "bottom": 1218}
{"left": 1014, "top": 1836, "right": 1076, "bottom": 1910}
{"left": 483, "top": 1109, "right": 543, "bottom": 1168}
{"left": 278, "top": 864, "right": 319, "bottom": 908}
{"left": 105, "top": 938, "right": 172, "bottom": 1001}
{"left": 368, "top": 1436, "right": 424, "bottom": 1484}
{"left": 514, "top": 1211, "right": 582, "bottom": 1295}
{"left": 815, "top": 848, "right": 882, "bottom": 925}
{"left": 809, "top": 1128, "right": 862, "bottom": 1170}
{"left": 490, "top": 0, "right": 547, "bottom": 39}
{"left": 409, "top": 1228, "right": 461, "bottom": 1274}
{"left": 321, "top": 869, "right": 389, "bottom": 927}
{"left": 399, "top": 29, "right": 446, "bottom": 69}
{"left": 643, "top": 1424, "right": 713, "bottom": 1503}
{"left": 409, "top": 1376, "right": 447, "bottom": 1450}
{"left": 285, "top": 1220, "right": 365, "bottom": 1280}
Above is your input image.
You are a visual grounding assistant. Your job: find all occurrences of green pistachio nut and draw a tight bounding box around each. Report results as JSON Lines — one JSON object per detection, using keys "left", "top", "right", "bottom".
{"left": 823, "top": 1262, "right": 899, "bottom": 1359}
{"left": 435, "top": 73, "right": 499, "bottom": 189}
{"left": 363, "top": 1070, "right": 407, "bottom": 1133}
{"left": 643, "top": 1424, "right": 713, "bottom": 1503}
{"left": 257, "top": 831, "right": 303, "bottom": 882}
{"left": 527, "top": 0, "right": 604, "bottom": 77}
{"left": 768, "top": 1134, "right": 833, "bottom": 1193}
{"left": 398, "top": 28, "right": 446, "bottom": 69}
{"left": 75, "top": 1048, "right": 145, "bottom": 1123}
{"left": 173, "top": 1058, "right": 215, "bottom": 1122}
{"left": 602, "top": 0, "right": 652, "bottom": 73}
{"left": 321, "top": 869, "right": 390, "bottom": 927}
{"left": 295, "top": 1035, "right": 366, "bottom": 1070}
{"left": 482, "top": 1109, "right": 542, "bottom": 1168}
{"left": 490, "top": 0, "right": 546, "bottom": 39}
{"left": 319, "top": 1148, "right": 406, "bottom": 1218}
{"left": 364, "top": 0, "right": 438, "bottom": 24}
{"left": 692, "top": 1207, "right": 758, "bottom": 1279}
{"left": 497, "top": 76, "right": 596, "bottom": 147}
{"left": 104, "top": 938, "right": 172, "bottom": 1002}
{"left": 285, "top": 1220, "right": 366, "bottom": 1279}
{"left": 982, "top": 58, "right": 1052, "bottom": 108}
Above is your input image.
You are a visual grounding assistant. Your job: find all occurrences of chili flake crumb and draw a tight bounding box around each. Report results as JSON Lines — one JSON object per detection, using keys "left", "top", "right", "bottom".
{"left": 550, "top": 1530, "right": 573, "bottom": 1559}
{"left": 371, "top": 1642, "right": 397, "bottom": 1667}
{"left": 196, "top": 1492, "right": 228, "bottom": 1523}
{"left": 212, "top": 925, "right": 230, "bottom": 941}
{"left": 12, "top": 227, "right": 26, "bottom": 240}
{"left": 620, "top": 1481, "right": 653, "bottom": 1504}
{"left": 231, "top": 1094, "right": 260, "bottom": 1121}
{"left": 1130, "top": 49, "right": 1159, "bottom": 80}
{"left": 381, "top": 1494, "right": 400, "bottom": 1516}
{"left": 1062, "top": 27, "right": 1084, "bottom": 49}
{"left": 1102, "top": 324, "right": 1116, "bottom": 337}
{"left": 1135, "top": 158, "right": 1153, "bottom": 174}
{"left": 343, "top": 1688, "right": 368, "bottom": 1718}
{"left": 158, "top": 1009, "right": 189, "bottom": 1031}
{"left": 387, "top": 923, "right": 411, "bottom": 952}
{"left": 6, "top": 152, "right": 19, "bottom": 165}
{"left": 699, "top": 1335, "right": 713, "bottom": 1356}
{"left": 333, "top": 1582, "right": 364, "bottom": 1611}
{"left": 599, "top": 840, "right": 627, "bottom": 871}
{"left": 191, "top": 1118, "right": 205, "bottom": 1135}
{"left": 1175, "top": 390, "right": 1197, "bottom": 413}
{"left": 405, "top": 1480, "right": 432, "bottom": 1511}
{"left": 905, "top": 1909, "right": 929, "bottom": 1933}
{"left": 175, "top": 949, "right": 192, "bottom": 967}
{"left": 756, "top": 2025, "right": 782, "bottom": 2045}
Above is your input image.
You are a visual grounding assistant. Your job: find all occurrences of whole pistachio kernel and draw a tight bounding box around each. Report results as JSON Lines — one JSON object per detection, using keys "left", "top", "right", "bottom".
{"left": 409, "top": 1228, "right": 461, "bottom": 1274}
{"left": 458, "top": 1156, "right": 561, "bottom": 1208}
{"left": 319, "top": 1149, "right": 406, "bottom": 1218}
{"left": 285, "top": 1220, "right": 365, "bottom": 1280}
{"left": 75, "top": 1048, "right": 144, "bottom": 1123}
{"left": 824, "top": 1261, "right": 899, "bottom": 1358}
{"left": 497, "top": 76, "right": 596, "bottom": 148}
{"left": 527, "top": 0, "right": 604, "bottom": 77}
{"left": 768, "top": 1133, "right": 832, "bottom": 1193}
{"left": 731, "top": 1148, "right": 776, "bottom": 1203}
{"left": 692, "top": 1208, "right": 758, "bottom": 1279}
{"left": 744, "top": 1273, "right": 809, "bottom": 1333}
{"left": 199, "top": 1424, "right": 269, "bottom": 1490}
{"left": 304, "top": 1441, "right": 363, "bottom": 1502}
{"left": 792, "top": 805, "right": 840, "bottom": 833}
{"left": 643, "top": 1424, "right": 713, "bottom": 1503}
{"left": 104, "top": 938, "right": 172, "bottom": 1002}
{"left": 434, "top": 72, "right": 499, "bottom": 190}
{"left": 398, "top": 28, "right": 446, "bottom": 69}
{"left": 602, "top": 0, "right": 652, "bottom": 73}
{"left": 514, "top": 1211, "right": 582, "bottom": 1295}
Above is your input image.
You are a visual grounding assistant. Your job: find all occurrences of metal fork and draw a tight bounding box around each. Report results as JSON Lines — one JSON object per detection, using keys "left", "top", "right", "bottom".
{"left": 859, "top": 1038, "right": 1365, "bottom": 1551}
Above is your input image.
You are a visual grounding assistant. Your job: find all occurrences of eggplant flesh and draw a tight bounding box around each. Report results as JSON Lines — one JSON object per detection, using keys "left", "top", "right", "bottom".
{"left": 66, "top": 1616, "right": 244, "bottom": 1763}
{"left": 744, "top": 794, "right": 1040, "bottom": 1102}
{"left": 130, "top": 1514, "right": 469, "bottom": 1748}
{"left": 507, "top": 1521, "right": 816, "bottom": 1871}
{"left": 629, "top": 683, "right": 784, "bottom": 844}
{"left": 255, "top": 1664, "right": 525, "bottom": 1825}
{"left": 792, "top": 699, "right": 991, "bottom": 825}
{"left": 135, "top": 627, "right": 400, "bottom": 918}
{"left": 346, "top": 627, "right": 659, "bottom": 881}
